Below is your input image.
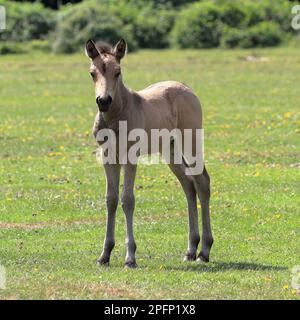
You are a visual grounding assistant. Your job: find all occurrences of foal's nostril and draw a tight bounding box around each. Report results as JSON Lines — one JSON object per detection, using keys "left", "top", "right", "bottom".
{"left": 96, "top": 96, "right": 101, "bottom": 106}
{"left": 96, "top": 95, "right": 112, "bottom": 111}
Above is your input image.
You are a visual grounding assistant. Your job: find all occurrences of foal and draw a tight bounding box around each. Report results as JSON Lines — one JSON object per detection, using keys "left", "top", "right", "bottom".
{"left": 85, "top": 39, "right": 213, "bottom": 268}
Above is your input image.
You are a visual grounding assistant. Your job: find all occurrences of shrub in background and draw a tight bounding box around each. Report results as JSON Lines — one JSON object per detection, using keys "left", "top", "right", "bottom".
{"left": 108, "top": 0, "right": 195, "bottom": 9}
{"left": 173, "top": 0, "right": 293, "bottom": 49}
{"left": 27, "top": 39, "right": 51, "bottom": 53}
{"left": 219, "top": 2, "right": 248, "bottom": 28}
{"left": 172, "top": 1, "right": 222, "bottom": 48}
{"left": 0, "top": 42, "right": 26, "bottom": 54}
{"left": 242, "top": 21, "right": 284, "bottom": 48}
{"left": 82, "top": 0, "right": 176, "bottom": 49}
{"left": 0, "top": 0, "right": 297, "bottom": 53}
{"left": 0, "top": 1, "right": 55, "bottom": 41}
{"left": 219, "top": 0, "right": 291, "bottom": 49}
{"left": 260, "top": 0, "right": 293, "bottom": 33}
{"left": 133, "top": 8, "right": 175, "bottom": 48}
{"left": 221, "top": 27, "right": 246, "bottom": 48}
{"left": 222, "top": 21, "right": 283, "bottom": 48}
{"left": 52, "top": 1, "right": 137, "bottom": 53}
{"left": 219, "top": 1, "right": 268, "bottom": 28}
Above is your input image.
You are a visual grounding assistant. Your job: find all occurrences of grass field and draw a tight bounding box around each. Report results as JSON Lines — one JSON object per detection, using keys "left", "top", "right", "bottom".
{"left": 0, "top": 48, "right": 299, "bottom": 300}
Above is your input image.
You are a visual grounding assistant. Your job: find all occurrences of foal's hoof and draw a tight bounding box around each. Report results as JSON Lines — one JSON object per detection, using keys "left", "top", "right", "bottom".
{"left": 124, "top": 261, "right": 137, "bottom": 269}
{"left": 183, "top": 253, "right": 196, "bottom": 262}
{"left": 97, "top": 258, "right": 110, "bottom": 267}
{"left": 197, "top": 251, "right": 210, "bottom": 263}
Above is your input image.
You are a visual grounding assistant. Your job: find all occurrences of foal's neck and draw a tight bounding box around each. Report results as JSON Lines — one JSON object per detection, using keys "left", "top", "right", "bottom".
{"left": 102, "top": 79, "right": 130, "bottom": 124}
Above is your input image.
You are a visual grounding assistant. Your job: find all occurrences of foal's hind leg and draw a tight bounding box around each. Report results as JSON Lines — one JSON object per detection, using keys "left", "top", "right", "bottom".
{"left": 191, "top": 166, "right": 213, "bottom": 262}
{"left": 168, "top": 162, "right": 200, "bottom": 261}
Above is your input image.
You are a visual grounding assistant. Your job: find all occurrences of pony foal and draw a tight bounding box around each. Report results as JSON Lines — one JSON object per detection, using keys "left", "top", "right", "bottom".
{"left": 85, "top": 39, "right": 213, "bottom": 268}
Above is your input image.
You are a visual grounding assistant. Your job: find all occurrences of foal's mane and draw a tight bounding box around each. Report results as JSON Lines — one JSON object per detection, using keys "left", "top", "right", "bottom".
{"left": 95, "top": 41, "right": 114, "bottom": 55}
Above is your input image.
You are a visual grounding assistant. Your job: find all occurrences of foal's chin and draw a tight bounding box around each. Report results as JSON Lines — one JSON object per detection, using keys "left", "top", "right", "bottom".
{"left": 98, "top": 106, "right": 110, "bottom": 113}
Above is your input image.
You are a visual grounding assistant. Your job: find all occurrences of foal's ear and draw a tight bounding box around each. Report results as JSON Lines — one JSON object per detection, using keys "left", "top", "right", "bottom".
{"left": 113, "top": 39, "right": 127, "bottom": 62}
{"left": 85, "top": 39, "right": 99, "bottom": 59}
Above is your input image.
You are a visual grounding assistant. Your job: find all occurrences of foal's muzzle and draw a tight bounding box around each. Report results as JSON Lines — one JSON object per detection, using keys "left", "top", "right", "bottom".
{"left": 96, "top": 95, "right": 112, "bottom": 112}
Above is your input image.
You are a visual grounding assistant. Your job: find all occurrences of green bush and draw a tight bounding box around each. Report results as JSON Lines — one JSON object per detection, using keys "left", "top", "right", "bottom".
{"left": 172, "top": 2, "right": 222, "bottom": 48}
{"left": 173, "top": 0, "right": 291, "bottom": 49}
{"left": 219, "top": 1, "right": 268, "bottom": 28}
{"left": 0, "top": 42, "right": 26, "bottom": 54}
{"left": 133, "top": 9, "right": 175, "bottom": 48}
{"left": 26, "top": 39, "right": 51, "bottom": 53}
{"left": 260, "top": 0, "right": 293, "bottom": 32}
{"left": 0, "top": 0, "right": 296, "bottom": 53}
{"left": 220, "top": 2, "right": 248, "bottom": 28}
{"left": 244, "top": 21, "right": 284, "bottom": 48}
{"left": 221, "top": 27, "right": 246, "bottom": 48}
{"left": 222, "top": 21, "right": 284, "bottom": 48}
{"left": 219, "top": 0, "right": 293, "bottom": 31}
{"left": 52, "top": 1, "right": 137, "bottom": 53}
{"left": 107, "top": 0, "right": 194, "bottom": 9}
{"left": 0, "top": 1, "right": 55, "bottom": 41}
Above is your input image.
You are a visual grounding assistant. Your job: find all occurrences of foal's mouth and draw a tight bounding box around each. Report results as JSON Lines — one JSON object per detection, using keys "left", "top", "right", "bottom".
{"left": 98, "top": 105, "right": 110, "bottom": 112}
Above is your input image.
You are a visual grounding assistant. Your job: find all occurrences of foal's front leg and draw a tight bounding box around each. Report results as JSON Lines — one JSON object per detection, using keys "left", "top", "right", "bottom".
{"left": 121, "top": 164, "right": 137, "bottom": 268}
{"left": 98, "top": 163, "right": 121, "bottom": 266}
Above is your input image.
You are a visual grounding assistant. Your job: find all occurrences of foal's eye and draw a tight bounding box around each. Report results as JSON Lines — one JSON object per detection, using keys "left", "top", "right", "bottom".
{"left": 115, "top": 71, "right": 121, "bottom": 78}
{"left": 90, "top": 72, "right": 95, "bottom": 79}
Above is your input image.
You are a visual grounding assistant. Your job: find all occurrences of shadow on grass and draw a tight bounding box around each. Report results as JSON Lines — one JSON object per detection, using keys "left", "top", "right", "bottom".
{"left": 164, "top": 261, "right": 287, "bottom": 273}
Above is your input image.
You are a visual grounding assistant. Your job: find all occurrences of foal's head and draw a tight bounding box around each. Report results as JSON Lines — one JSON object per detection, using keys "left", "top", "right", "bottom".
{"left": 85, "top": 39, "right": 127, "bottom": 112}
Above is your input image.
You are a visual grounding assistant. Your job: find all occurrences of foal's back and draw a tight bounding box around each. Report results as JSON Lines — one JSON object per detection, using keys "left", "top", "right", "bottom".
{"left": 137, "top": 81, "right": 203, "bottom": 131}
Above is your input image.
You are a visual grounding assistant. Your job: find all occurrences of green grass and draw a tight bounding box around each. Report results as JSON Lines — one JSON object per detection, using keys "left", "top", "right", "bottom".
{"left": 0, "top": 48, "right": 299, "bottom": 300}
